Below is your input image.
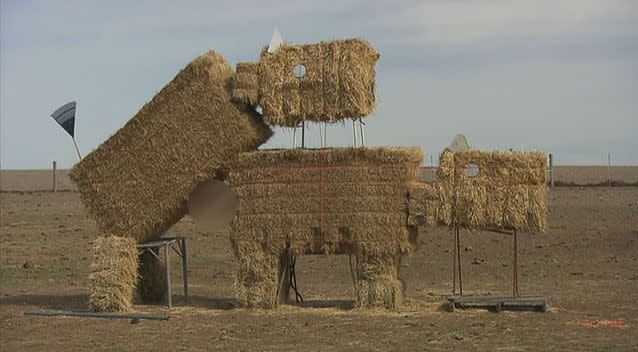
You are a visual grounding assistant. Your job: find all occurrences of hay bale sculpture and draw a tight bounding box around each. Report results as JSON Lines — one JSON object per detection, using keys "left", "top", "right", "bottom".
{"left": 71, "top": 36, "right": 548, "bottom": 312}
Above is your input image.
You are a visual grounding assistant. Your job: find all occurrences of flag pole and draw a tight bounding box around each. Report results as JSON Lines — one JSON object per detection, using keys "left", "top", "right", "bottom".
{"left": 72, "top": 137, "right": 82, "bottom": 160}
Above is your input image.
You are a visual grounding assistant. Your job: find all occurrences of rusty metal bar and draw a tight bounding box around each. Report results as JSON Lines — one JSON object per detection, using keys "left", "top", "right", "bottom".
{"left": 513, "top": 229, "right": 519, "bottom": 297}
{"left": 165, "top": 243, "right": 172, "bottom": 309}
{"left": 456, "top": 226, "right": 463, "bottom": 295}
{"left": 24, "top": 311, "right": 169, "bottom": 321}
{"left": 181, "top": 238, "right": 189, "bottom": 302}
{"left": 452, "top": 225, "right": 457, "bottom": 295}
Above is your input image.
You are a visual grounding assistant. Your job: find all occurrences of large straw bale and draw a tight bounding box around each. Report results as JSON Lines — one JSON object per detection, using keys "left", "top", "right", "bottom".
{"left": 232, "top": 39, "right": 380, "bottom": 127}
{"left": 229, "top": 147, "right": 424, "bottom": 308}
{"left": 434, "top": 149, "right": 548, "bottom": 232}
{"left": 88, "top": 236, "right": 139, "bottom": 312}
{"left": 69, "top": 50, "right": 272, "bottom": 242}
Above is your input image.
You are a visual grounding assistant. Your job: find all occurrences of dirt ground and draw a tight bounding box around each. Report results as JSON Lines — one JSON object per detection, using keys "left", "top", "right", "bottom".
{"left": 1, "top": 186, "right": 637, "bottom": 351}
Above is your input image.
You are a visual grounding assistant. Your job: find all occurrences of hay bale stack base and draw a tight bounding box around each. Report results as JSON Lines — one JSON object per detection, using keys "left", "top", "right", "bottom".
{"left": 434, "top": 150, "right": 549, "bottom": 232}
{"left": 70, "top": 50, "right": 272, "bottom": 243}
{"left": 230, "top": 147, "right": 424, "bottom": 309}
{"left": 89, "top": 236, "right": 139, "bottom": 312}
{"left": 232, "top": 39, "right": 380, "bottom": 127}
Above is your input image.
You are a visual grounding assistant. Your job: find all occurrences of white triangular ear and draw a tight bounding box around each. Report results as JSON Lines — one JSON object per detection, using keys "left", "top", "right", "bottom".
{"left": 268, "top": 26, "right": 284, "bottom": 53}
{"left": 449, "top": 134, "right": 470, "bottom": 152}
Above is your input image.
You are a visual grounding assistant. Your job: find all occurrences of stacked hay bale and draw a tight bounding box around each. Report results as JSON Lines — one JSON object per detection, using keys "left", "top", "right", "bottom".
{"left": 230, "top": 147, "right": 424, "bottom": 309}
{"left": 232, "top": 39, "right": 379, "bottom": 127}
{"left": 88, "top": 236, "right": 139, "bottom": 312}
{"left": 433, "top": 149, "right": 548, "bottom": 232}
{"left": 71, "top": 50, "right": 272, "bottom": 311}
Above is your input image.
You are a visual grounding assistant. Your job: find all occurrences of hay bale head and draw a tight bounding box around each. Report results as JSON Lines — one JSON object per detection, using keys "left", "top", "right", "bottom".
{"left": 70, "top": 50, "right": 272, "bottom": 242}
{"left": 434, "top": 150, "right": 549, "bottom": 232}
{"left": 232, "top": 39, "right": 380, "bottom": 127}
{"left": 229, "top": 147, "right": 424, "bottom": 309}
{"left": 89, "top": 236, "right": 139, "bottom": 312}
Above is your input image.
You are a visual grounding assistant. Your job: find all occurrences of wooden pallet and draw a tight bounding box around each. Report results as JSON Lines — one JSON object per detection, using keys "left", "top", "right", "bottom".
{"left": 446, "top": 295, "right": 549, "bottom": 312}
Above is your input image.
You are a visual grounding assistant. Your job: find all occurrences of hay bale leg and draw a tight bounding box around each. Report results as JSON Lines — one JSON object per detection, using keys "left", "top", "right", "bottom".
{"left": 88, "top": 236, "right": 139, "bottom": 312}
{"left": 137, "top": 248, "right": 167, "bottom": 303}
{"left": 354, "top": 252, "right": 404, "bottom": 309}
{"left": 234, "top": 242, "right": 281, "bottom": 308}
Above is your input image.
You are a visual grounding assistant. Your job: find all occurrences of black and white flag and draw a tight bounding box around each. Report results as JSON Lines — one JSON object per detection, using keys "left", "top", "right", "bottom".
{"left": 50, "top": 101, "right": 76, "bottom": 137}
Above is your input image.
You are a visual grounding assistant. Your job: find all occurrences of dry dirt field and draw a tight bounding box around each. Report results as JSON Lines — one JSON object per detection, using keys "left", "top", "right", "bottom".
{"left": 1, "top": 182, "right": 637, "bottom": 351}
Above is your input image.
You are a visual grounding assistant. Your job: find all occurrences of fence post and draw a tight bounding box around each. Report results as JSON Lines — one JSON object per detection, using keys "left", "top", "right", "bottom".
{"left": 548, "top": 154, "right": 554, "bottom": 187}
{"left": 52, "top": 161, "right": 57, "bottom": 192}
{"left": 608, "top": 153, "right": 611, "bottom": 188}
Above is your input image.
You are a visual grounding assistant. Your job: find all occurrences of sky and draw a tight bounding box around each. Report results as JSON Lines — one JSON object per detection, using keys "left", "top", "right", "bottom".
{"left": 1, "top": 0, "right": 637, "bottom": 169}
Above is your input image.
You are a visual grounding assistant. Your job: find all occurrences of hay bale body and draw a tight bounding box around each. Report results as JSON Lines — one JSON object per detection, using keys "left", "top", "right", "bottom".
{"left": 89, "top": 236, "right": 139, "bottom": 312}
{"left": 70, "top": 50, "right": 272, "bottom": 242}
{"left": 434, "top": 150, "right": 548, "bottom": 232}
{"left": 232, "top": 39, "right": 379, "bottom": 127}
{"left": 229, "top": 147, "right": 424, "bottom": 308}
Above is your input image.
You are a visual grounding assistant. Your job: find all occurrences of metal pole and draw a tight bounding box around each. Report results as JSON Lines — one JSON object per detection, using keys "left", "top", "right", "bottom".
{"left": 52, "top": 161, "right": 57, "bottom": 193}
{"left": 512, "top": 230, "right": 518, "bottom": 297}
{"left": 165, "top": 243, "right": 172, "bottom": 309}
{"left": 352, "top": 119, "right": 358, "bottom": 147}
{"left": 452, "top": 225, "right": 457, "bottom": 295}
{"left": 456, "top": 226, "right": 462, "bottom": 295}
{"left": 292, "top": 126, "right": 297, "bottom": 148}
{"left": 72, "top": 137, "right": 82, "bottom": 160}
{"left": 549, "top": 153, "right": 554, "bottom": 187}
{"left": 358, "top": 118, "right": 365, "bottom": 147}
{"left": 181, "top": 238, "right": 188, "bottom": 302}
{"left": 301, "top": 121, "right": 305, "bottom": 148}
{"left": 24, "top": 311, "right": 169, "bottom": 321}
{"left": 323, "top": 122, "right": 327, "bottom": 147}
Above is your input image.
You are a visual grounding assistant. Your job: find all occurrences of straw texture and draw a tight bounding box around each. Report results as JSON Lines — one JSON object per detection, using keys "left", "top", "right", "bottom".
{"left": 69, "top": 50, "right": 272, "bottom": 242}
{"left": 88, "top": 236, "right": 139, "bottom": 312}
{"left": 434, "top": 149, "right": 548, "bottom": 232}
{"left": 229, "top": 147, "right": 424, "bottom": 309}
{"left": 232, "top": 39, "right": 379, "bottom": 127}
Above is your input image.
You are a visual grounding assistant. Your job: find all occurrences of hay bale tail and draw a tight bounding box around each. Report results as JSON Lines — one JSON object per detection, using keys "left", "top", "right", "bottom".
{"left": 88, "top": 236, "right": 139, "bottom": 312}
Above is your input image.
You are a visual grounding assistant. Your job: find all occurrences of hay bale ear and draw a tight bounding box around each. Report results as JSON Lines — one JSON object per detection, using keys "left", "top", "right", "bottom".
{"left": 69, "top": 50, "right": 272, "bottom": 242}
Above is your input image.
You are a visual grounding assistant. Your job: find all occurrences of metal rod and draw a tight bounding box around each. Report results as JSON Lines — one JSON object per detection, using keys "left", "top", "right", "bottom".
{"left": 323, "top": 122, "right": 327, "bottom": 147}
{"left": 72, "top": 137, "right": 82, "bottom": 160}
{"left": 608, "top": 153, "right": 612, "bottom": 188}
{"left": 452, "top": 225, "right": 457, "bottom": 295}
{"left": 165, "top": 243, "right": 172, "bottom": 309}
{"left": 319, "top": 123, "right": 323, "bottom": 148}
{"left": 456, "top": 226, "right": 463, "bottom": 295}
{"left": 301, "top": 121, "right": 305, "bottom": 148}
{"left": 181, "top": 238, "right": 189, "bottom": 301}
{"left": 352, "top": 119, "right": 358, "bottom": 147}
{"left": 358, "top": 118, "right": 365, "bottom": 147}
{"left": 549, "top": 153, "right": 554, "bottom": 187}
{"left": 513, "top": 229, "right": 518, "bottom": 297}
{"left": 24, "top": 311, "right": 169, "bottom": 321}
{"left": 292, "top": 126, "right": 297, "bottom": 148}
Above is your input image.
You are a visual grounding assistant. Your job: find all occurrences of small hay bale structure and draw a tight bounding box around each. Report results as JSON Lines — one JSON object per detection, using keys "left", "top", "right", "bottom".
{"left": 229, "top": 147, "right": 425, "bottom": 309}
{"left": 434, "top": 150, "right": 548, "bottom": 232}
{"left": 88, "top": 236, "right": 139, "bottom": 312}
{"left": 69, "top": 50, "right": 272, "bottom": 243}
{"left": 232, "top": 39, "right": 380, "bottom": 127}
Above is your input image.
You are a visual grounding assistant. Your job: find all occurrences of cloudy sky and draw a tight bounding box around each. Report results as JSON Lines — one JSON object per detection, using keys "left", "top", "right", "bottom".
{"left": 1, "top": 0, "right": 636, "bottom": 169}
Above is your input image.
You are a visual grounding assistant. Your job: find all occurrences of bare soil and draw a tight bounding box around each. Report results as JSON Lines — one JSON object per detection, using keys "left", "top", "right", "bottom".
{"left": 1, "top": 187, "right": 637, "bottom": 351}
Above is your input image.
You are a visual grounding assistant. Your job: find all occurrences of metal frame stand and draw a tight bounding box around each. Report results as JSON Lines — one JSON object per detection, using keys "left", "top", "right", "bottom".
{"left": 137, "top": 236, "right": 189, "bottom": 309}
{"left": 277, "top": 244, "right": 303, "bottom": 304}
{"left": 448, "top": 226, "right": 547, "bottom": 312}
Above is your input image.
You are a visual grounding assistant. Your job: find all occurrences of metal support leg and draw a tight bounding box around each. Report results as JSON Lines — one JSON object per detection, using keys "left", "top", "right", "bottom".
{"left": 456, "top": 226, "right": 463, "bottom": 295}
{"left": 164, "top": 243, "right": 172, "bottom": 309}
{"left": 181, "top": 238, "right": 189, "bottom": 302}
{"left": 452, "top": 225, "right": 457, "bottom": 295}
{"left": 512, "top": 230, "right": 518, "bottom": 297}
